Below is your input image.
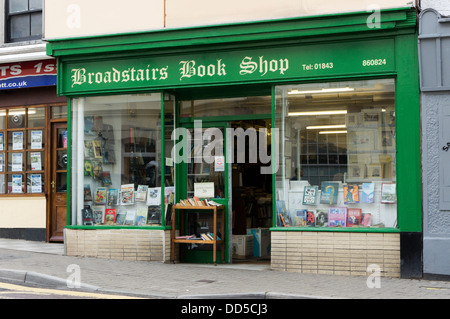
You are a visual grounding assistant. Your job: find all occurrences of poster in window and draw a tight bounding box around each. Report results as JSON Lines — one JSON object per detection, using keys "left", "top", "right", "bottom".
{"left": 11, "top": 153, "right": 23, "bottom": 172}
{"left": 31, "top": 174, "right": 42, "bottom": 193}
{"left": 12, "top": 132, "right": 23, "bottom": 150}
{"left": 12, "top": 174, "right": 22, "bottom": 193}
{"left": 31, "top": 131, "right": 43, "bottom": 149}
{"left": 0, "top": 153, "right": 3, "bottom": 172}
{"left": 30, "top": 152, "right": 42, "bottom": 171}
{"left": 0, "top": 132, "right": 3, "bottom": 151}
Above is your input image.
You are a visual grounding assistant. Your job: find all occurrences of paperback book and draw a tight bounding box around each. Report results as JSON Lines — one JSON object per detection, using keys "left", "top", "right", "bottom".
{"left": 320, "top": 182, "right": 339, "bottom": 205}
{"left": 361, "top": 183, "right": 375, "bottom": 203}
{"left": 294, "top": 209, "right": 307, "bottom": 226}
{"left": 120, "top": 184, "right": 135, "bottom": 205}
{"left": 136, "top": 207, "right": 148, "bottom": 225}
{"left": 381, "top": 183, "right": 396, "bottom": 204}
{"left": 328, "top": 207, "right": 347, "bottom": 227}
{"left": 302, "top": 186, "right": 318, "bottom": 205}
{"left": 343, "top": 184, "right": 359, "bottom": 204}
{"left": 104, "top": 208, "right": 116, "bottom": 225}
{"left": 347, "top": 208, "right": 362, "bottom": 226}
{"left": 94, "top": 187, "right": 107, "bottom": 205}
{"left": 315, "top": 210, "right": 328, "bottom": 227}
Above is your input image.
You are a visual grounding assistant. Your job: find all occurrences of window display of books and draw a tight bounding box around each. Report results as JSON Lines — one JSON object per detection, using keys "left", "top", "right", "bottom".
{"left": 82, "top": 184, "right": 172, "bottom": 226}
{"left": 279, "top": 182, "right": 396, "bottom": 229}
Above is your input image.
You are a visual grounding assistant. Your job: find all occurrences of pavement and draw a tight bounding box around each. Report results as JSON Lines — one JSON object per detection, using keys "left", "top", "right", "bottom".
{"left": 0, "top": 238, "right": 449, "bottom": 299}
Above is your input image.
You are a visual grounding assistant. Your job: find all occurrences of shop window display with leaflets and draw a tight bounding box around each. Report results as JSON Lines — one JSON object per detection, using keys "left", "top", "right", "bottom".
{"left": 72, "top": 93, "right": 174, "bottom": 227}
{"left": 275, "top": 79, "right": 397, "bottom": 229}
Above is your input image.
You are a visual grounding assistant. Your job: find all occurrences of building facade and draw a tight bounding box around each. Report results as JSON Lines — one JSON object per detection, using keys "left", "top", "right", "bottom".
{"left": 419, "top": 0, "right": 450, "bottom": 279}
{"left": 0, "top": 0, "right": 67, "bottom": 242}
{"left": 45, "top": 1, "right": 422, "bottom": 278}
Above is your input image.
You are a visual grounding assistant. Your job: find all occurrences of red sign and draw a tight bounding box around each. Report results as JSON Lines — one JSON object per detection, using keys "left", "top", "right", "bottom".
{"left": 0, "top": 60, "right": 56, "bottom": 90}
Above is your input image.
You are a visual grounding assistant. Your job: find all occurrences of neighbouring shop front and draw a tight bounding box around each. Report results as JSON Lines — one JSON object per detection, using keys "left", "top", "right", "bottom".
{"left": 47, "top": 7, "right": 422, "bottom": 277}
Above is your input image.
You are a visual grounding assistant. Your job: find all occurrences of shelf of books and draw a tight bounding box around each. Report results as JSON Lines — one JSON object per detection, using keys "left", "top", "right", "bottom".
{"left": 171, "top": 198, "right": 225, "bottom": 264}
{"left": 276, "top": 181, "right": 397, "bottom": 230}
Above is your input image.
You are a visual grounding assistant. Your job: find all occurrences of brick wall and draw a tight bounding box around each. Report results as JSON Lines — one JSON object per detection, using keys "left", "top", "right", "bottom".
{"left": 64, "top": 228, "right": 172, "bottom": 262}
{"left": 271, "top": 231, "right": 400, "bottom": 277}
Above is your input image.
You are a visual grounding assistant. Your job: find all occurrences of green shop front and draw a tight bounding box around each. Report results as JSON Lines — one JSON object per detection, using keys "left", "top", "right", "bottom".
{"left": 47, "top": 8, "right": 422, "bottom": 277}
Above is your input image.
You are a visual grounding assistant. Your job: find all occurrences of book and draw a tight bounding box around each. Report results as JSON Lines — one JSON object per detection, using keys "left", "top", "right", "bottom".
{"left": 115, "top": 211, "right": 126, "bottom": 225}
{"left": 94, "top": 187, "right": 107, "bottom": 205}
{"left": 135, "top": 185, "right": 149, "bottom": 202}
{"left": 104, "top": 208, "right": 116, "bottom": 225}
{"left": 320, "top": 182, "right": 339, "bottom": 205}
{"left": 362, "top": 213, "right": 372, "bottom": 226}
{"left": 83, "top": 184, "right": 92, "bottom": 201}
{"left": 306, "top": 210, "right": 315, "bottom": 227}
{"left": 276, "top": 200, "right": 289, "bottom": 226}
{"left": 147, "top": 206, "right": 161, "bottom": 224}
{"left": 315, "top": 210, "right": 328, "bottom": 227}
{"left": 347, "top": 208, "right": 362, "bottom": 226}
{"left": 146, "top": 187, "right": 161, "bottom": 206}
{"left": 302, "top": 186, "right": 318, "bottom": 205}
{"left": 381, "top": 183, "right": 396, "bottom": 204}
{"left": 361, "top": 183, "right": 375, "bottom": 203}
{"left": 343, "top": 184, "right": 359, "bottom": 204}
{"left": 107, "top": 188, "right": 118, "bottom": 206}
{"left": 328, "top": 207, "right": 347, "bottom": 227}
{"left": 81, "top": 206, "right": 94, "bottom": 225}
{"left": 92, "top": 140, "right": 103, "bottom": 159}
{"left": 102, "top": 171, "right": 112, "bottom": 186}
{"left": 136, "top": 207, "right": 148, "bottom": 225}
{"left": 92, "top": 206, "right": 105, "bottom": 224}
{"left": 293, "top": 209, "right": 307, "bottom": 226}
{"left": 124, "top": 210, "right": 136, "bottom": 225}
{"left": 84, "top": 160, "right": 93, "bottom": 176}
{"left": 120, "top": 184, "right": 135, "bottom": 205}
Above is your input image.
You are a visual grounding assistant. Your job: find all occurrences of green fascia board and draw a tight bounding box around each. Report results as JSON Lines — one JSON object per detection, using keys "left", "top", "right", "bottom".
{"left": 46, "top": 8, "right": 416, "bottom": 58}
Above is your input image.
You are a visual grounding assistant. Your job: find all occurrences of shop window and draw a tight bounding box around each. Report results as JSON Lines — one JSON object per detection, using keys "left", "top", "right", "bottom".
{"left": 5, "top": 0, "right": 43, "bottom": 43}
{"left": 72, "top": 93, "right": 173, "bottom": 227}
{"left": 0, "top": 106, "right": 46, "bottom": 194}
{"left": 274, "top": 79, "right": 397, "bottom": 229}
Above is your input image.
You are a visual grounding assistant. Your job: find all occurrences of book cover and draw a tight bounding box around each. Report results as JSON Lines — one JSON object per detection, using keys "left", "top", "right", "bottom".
{"left": 107, "top": 188, "right": 118, "bottom": 206}
{"left": 124, "top": 210, "right": 136, "bottom": 225}
{"left": 362, "top": 213, "right": 372, "bottom": 226}
{"left": 104, "top": 208, "right": 116, "bottom": 225}
{"left": 293, "top": 209, "right": 307, "bottom": 226}
{"left": 83, "top": 184, "right": 92, "bottom": 201}
{"left": 343, "top": 184, "right": 359, "bottom": 204}
{"left": 102, "top": 171, "right": 112, "bottom": 186}
{"left": 136, "top": 207, "right": 148, "bottom": 225}
{"left": 328, "top": 207, "right": 347, "bottom": 227}
{"left": 347, "top": 208, "right": 362, "bottom": 226}
{"left": 136, "top": 185, "right": 149, "bottom": 202}
{"left": 146, "top": 187, "right": 161, "bottom": 206}
{"left": 147, "top": 206, "right": 161, "bottom": 224}
{"left": 120, "top": 184, "right": 135, "bottom": 205}
{"left": 92, "top": 206, "right": 105, "bottom": 224}
{"left": 94, "top": 187, "right": 107, "bottom": 205}
{"left": 320, "top": 182, "right": 339, "bottom": 205}
{"left": 84, "top": 160, "right": 93, "bottom": 176}
{"left": 361, "top": 183, "right": 375, "bottom": 203}
{"left": 381, "top": 183, "right": 396, "bottom": 204}
{"left": 115, "top": 211, "right": 126, "bottom": 225}
{"left": 92, "top": 140, "right": 103, "bottom": 159}
{"left": 306, "top": 210, "right": 316, "bottom": 227}
{"left": 302, "top": 186, "right": 318, "bottom": 205}
{"left": 315, "top": 210, "right": 328, "bottom": 227}
{"left": 81, "top": 207, "right": 94, "bottom": 226}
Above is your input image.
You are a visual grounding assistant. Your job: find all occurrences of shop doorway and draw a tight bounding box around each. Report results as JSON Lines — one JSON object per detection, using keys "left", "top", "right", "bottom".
{"left": 230, "top": 119, "right": 273, "bottom": 265}
{"left": 177, "top": 113, "right": 273, "bottom": 265}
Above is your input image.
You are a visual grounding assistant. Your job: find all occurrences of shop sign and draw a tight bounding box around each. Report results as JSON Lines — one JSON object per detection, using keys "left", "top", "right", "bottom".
{"left": 0, "top": 60, "right": 56, "bottom": 90}
{"left": 62, "top": 39, "right": 395, "bottom": 94}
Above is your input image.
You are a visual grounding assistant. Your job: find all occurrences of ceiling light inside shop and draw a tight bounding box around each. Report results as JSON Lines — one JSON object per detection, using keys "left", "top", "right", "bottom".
{"left": 288, "top": 110, "right": 347, "bottom": 116}
{"left": 318, "top": 130, "right": 348, "bottom": 135}
{"left": 288, "top": 87, "right": 355, "bottom": 95}
{"left": 307, "top": 124, "right": 347, "bottom": 130}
